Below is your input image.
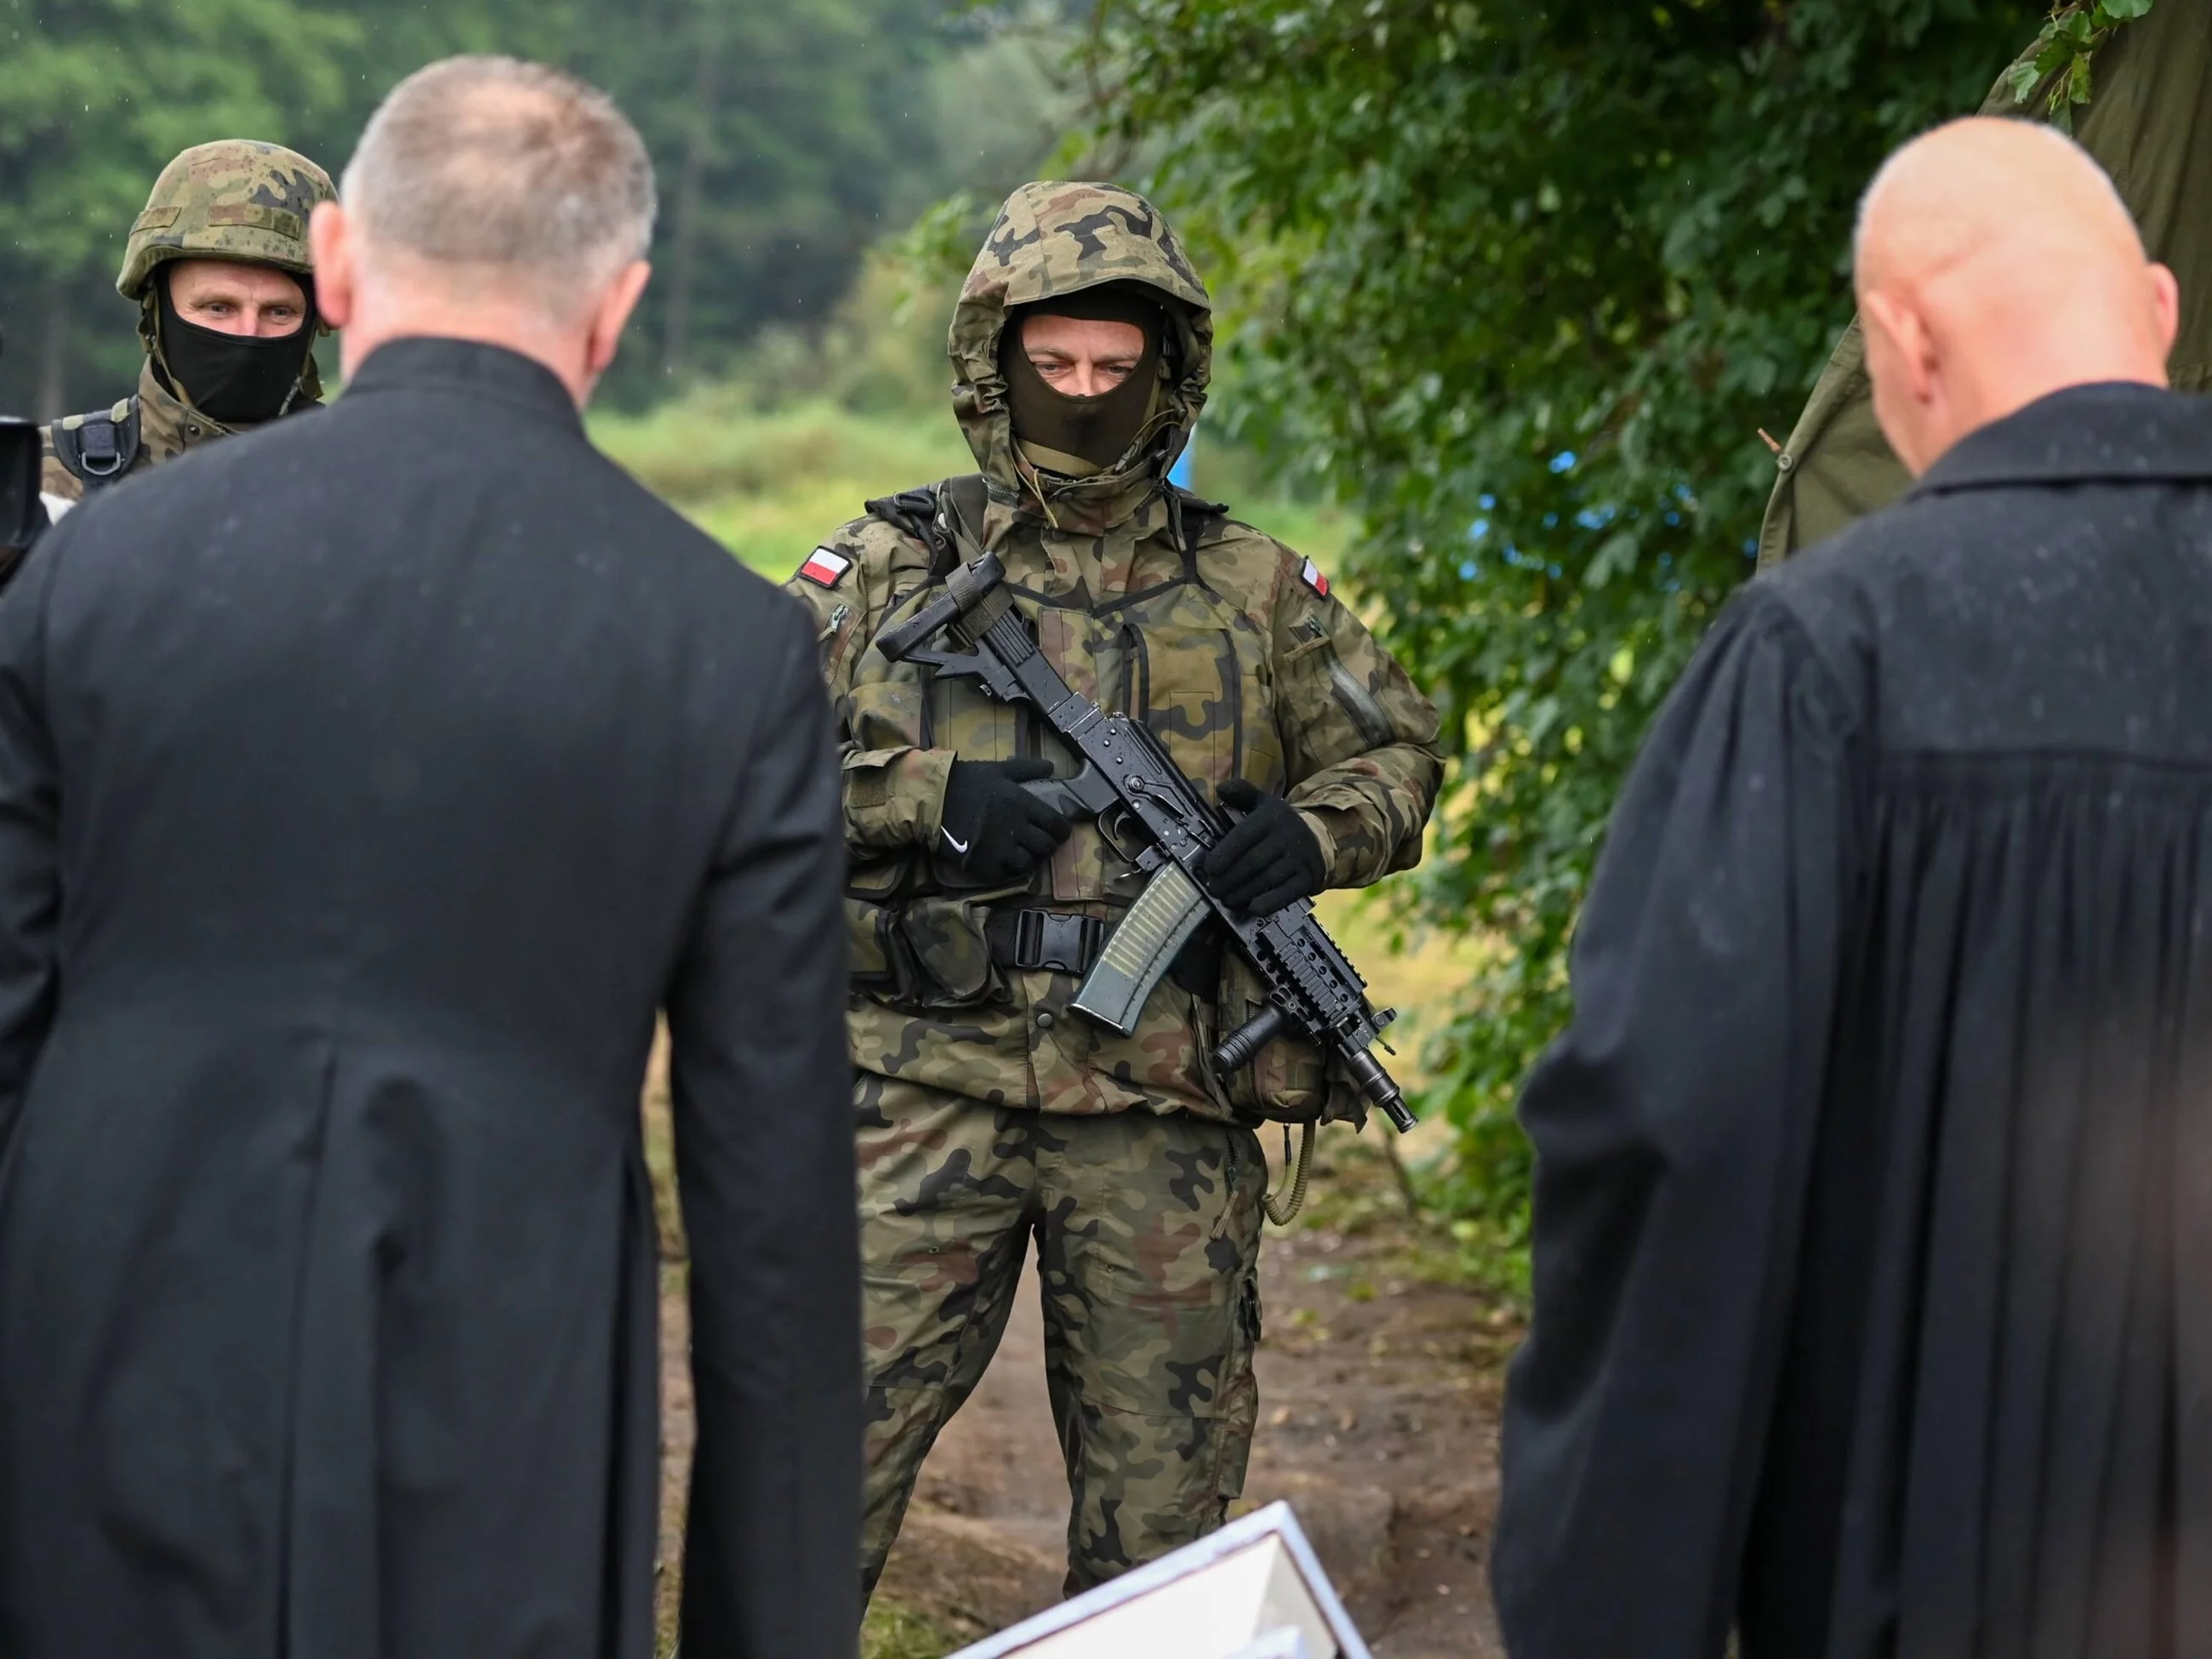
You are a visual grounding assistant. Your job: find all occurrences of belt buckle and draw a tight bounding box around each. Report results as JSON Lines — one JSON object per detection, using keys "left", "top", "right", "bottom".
{"left": 1017, "top": 909, "right": 1098, "bottom": 975}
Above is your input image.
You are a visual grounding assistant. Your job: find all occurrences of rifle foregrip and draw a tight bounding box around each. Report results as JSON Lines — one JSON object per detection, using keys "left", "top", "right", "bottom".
{"left": 1214, "top": 1005, "right": 1290, "bottom": 1074}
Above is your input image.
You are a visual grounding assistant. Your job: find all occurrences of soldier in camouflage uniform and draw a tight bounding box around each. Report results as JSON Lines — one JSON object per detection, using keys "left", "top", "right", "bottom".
{"left": 784, "top": 181, "right": 1444, "bottom": 1600}
{"left": 41, "top": 140, "right": 334, "bottom": 510}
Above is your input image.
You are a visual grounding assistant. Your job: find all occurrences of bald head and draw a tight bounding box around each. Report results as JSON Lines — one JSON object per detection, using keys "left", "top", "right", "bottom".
{"left": 1853, "top": 117, "right": 2177, "bottom": 475}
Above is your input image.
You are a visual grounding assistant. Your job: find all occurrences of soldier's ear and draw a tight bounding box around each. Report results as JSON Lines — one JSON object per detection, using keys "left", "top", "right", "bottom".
{"left": 309, "top": 202, "right": 356, "bottom": 333}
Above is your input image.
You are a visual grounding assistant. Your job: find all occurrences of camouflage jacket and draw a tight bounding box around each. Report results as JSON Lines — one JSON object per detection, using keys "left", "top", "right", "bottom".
{"left": 40, "top": 360, "right": 299, "bottom": 504}
{"left": 786, "top": 182, "right": 1443, "bottom": 1120}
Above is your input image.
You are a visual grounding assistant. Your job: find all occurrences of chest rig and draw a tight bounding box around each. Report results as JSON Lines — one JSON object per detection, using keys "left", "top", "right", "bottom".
{"left": 847, "top": 476, "right": 1364, "bottom": 1142}
{"left": 857, "top": 476, "right": 1282, "bottom": 915}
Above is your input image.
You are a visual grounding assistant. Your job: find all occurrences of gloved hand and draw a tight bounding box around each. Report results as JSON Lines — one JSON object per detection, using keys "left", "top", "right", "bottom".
{"left": 1204, "top": 779, "right": 1327, "bottom": 915}
{"left": 938, "top": 756, "right": 1072, "bottom": 884}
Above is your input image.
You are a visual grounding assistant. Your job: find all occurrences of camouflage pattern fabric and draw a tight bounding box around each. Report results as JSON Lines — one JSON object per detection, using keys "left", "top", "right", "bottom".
{"left": 39, "top": 360, "right": 252, "bottom": 505}
{"left": 786, "top": 180, "right": 1444, "bottom": 1121}
{"left": 856, "top": 1073, "right": 1266, "bottom": 1599}
{"left": 117, "top": 139, "right": 332, "bottom": 300}
{"left": 948, "top": 180, "right": 1212, "bottom": 535}
{"left": 806, "top": 181, "right": 1438, "bottom": 1599}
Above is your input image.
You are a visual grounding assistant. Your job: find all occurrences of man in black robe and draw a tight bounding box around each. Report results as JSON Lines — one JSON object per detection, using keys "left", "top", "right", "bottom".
{"left": 1495, "top": 117, "right": 2211, "bottom": 1657}
{"left": 0, "top": 57, "right": 858, "bottom": 1659}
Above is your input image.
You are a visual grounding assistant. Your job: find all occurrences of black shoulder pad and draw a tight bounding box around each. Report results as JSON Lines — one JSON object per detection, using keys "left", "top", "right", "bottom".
{"left": 863, "top": 484, "right": 946, "bottom": 550}
{"left": 864, "top": 476, "right": 990, "bottom": 581}
{"left": 1167, "top": 482, "right": 1231, "bottom": 562}
{"left": 48, "top": 399, "right": 141, "bottom": 490}
{"left": 1169, "top": 482, "right": 1231, "bottom": 520}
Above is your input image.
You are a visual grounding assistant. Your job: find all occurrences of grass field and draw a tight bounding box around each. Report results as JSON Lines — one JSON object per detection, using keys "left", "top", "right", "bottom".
{"left": 594, "top": 394, "right": 972, "bottom": 577}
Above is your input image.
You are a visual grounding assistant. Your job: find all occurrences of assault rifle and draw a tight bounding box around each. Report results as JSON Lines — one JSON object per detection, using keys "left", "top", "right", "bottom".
{"left": 0, "top": 329, "right": 50, "bottom": 563}
{"left": 877, "top": 550, "right": 1416, "bottom": 1133}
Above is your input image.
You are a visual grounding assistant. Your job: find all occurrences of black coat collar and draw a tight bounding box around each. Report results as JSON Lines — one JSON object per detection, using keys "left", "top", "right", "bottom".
{"left": 344, "top": 337, "right": 584, "bottom": 435}
{"left": 1912, "top": 381, "right": 2212, "bottom": 496}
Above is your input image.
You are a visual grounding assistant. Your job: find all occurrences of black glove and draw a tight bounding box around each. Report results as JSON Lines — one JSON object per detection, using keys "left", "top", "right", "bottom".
{"left": 938, "top": 756, "right": 1072, "bottom": 884}
{"left": 1203, "top": 779, "right": 1327, "bottom": 915}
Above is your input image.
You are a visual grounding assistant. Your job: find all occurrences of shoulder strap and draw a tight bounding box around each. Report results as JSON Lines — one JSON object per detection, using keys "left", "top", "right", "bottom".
{"left": 1166, "top": 482, "right": 1229, "bottom": 576}
{"left": 862, "top": 482, "right": 941, "bottom": 547}
{"left": 864, "top": 474, "right": 995, "bottom": 584}
{"left": 48, "top": 398, "right": 141, "bottom": 490}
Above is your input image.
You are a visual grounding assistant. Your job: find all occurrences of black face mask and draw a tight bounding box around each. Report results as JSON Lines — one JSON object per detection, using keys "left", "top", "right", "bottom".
{"left": 1000, "top": 284, "right": 1169, "bottom": 473}
{"left": 156, "top": 272, "right": 316, "bottom": 426}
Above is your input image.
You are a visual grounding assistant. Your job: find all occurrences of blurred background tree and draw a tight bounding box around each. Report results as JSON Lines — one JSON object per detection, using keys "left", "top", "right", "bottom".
{"left": 0, "top": 0, "right": 1082, "bottom": 413}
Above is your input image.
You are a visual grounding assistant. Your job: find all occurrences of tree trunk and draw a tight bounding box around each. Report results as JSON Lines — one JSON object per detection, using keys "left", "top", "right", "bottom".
{"left": 36, "top": 274, "right": 70, "bottom": 422}
{"left": 661, "top": 41, "right": 721, "bottom": 381}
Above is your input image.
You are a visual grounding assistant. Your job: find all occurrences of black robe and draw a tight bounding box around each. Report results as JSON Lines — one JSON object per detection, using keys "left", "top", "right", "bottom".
{"left": 0, "top": 339, "right": 859, "bottom": 1659}
{"left": 1495, "top": 383, "right": 2212, "bottom": 1659}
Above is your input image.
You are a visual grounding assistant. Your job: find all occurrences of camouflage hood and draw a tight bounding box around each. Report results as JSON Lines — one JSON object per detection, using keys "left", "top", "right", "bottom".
{"left": 951, "top": 182, "right": 1211, "bottom": 531}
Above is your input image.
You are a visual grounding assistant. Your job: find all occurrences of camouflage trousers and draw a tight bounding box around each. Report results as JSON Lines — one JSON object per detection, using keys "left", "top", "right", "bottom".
{"left": 856, "top": 1073, "right": 1268, "bottom": 1602}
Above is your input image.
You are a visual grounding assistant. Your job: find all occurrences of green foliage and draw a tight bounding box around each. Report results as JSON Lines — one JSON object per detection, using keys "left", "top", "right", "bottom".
{"left": 2008, "top": 0, "right": 2157, "bottom": 128}
{"left": 861, "top": 1602, "right": 966, "bottom": 1659}
{"left": 1094, "top": 1, "right": 2062, "bottom": 1229}
{"left": 590, "top": 245, "right": 978, "bottom": 574}
{"left": 0, "top": 0, "right": 362, "bottom": 401}
{"left": 0, "top": 0, "right": 584, "bottom": 409}
{"left": 0, "top": 0, "right": 350, "bottom": 272}
{"left": 580, "top": 0, "right": 954, "bottom": 403}
{"left": 3, "top": 0, "right": 1082, "bottom": 416}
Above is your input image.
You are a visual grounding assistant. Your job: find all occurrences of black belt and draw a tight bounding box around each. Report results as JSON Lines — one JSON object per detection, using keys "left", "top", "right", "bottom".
{"left": 985, "top": 907, "right": 1108, "bottom": 975}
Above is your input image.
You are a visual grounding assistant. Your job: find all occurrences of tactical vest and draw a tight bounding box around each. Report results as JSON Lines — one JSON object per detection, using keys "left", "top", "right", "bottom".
{"left": 852, "top": 475, "right": 1277, "bottom": 898}
{"left": 842, "top": 476, "right": 1344, "bottom": 1122}
{"left": 47, "top": 399, "right": 144, "bottom": 491}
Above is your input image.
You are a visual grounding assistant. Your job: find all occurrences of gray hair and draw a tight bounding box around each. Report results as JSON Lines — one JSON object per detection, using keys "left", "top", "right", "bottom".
{"left": 343, "top": 56, "right": 657, "bottom": 315}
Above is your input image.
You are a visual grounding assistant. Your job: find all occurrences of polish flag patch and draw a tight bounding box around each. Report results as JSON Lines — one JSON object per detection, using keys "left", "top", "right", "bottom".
{"left": 798, "top": 546, "right": 852, "bottom": 588}
{"left": 1299, "top": 557, "right": 1330, "bottom": 598}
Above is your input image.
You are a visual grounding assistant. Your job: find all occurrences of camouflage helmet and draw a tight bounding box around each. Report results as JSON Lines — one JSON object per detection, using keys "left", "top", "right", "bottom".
{"left": 952, "top": 181, "right": 1214, "bottom": 508}
{"left": 117, "top": 140, "right": 334, "bottom": 302}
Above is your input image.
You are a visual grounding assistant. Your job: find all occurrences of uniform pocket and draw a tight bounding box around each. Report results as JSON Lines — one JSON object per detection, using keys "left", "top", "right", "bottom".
{"left": 845, "top": 895, "right": 901, "bottom": 991}
{"left": 1288, "top": 615, "right": 1394, "bottom": 751}
{"left": 1128, "top": 624, "right": 1256, "bottom": 792}
{"left": 894, "top": 893, "right": 1006, "bottom": 1008}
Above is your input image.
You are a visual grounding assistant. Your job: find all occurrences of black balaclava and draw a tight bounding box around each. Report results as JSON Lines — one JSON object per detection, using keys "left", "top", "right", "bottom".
{"left": 155, "top": 266, "right": 318, "bottom": 426}
{"left": 1000, "top": 282, "right": 1169, "bottom": 476}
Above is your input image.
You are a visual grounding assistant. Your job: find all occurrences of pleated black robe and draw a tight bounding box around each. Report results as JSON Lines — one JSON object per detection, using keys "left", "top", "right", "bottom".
{"left": 0, "top": 339, "right": 859, "bottom": 1659}
{"left": 1495, "top": 382, "right": 2212, "bottom": 1659}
